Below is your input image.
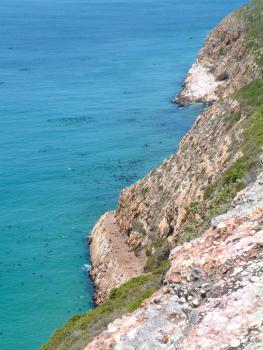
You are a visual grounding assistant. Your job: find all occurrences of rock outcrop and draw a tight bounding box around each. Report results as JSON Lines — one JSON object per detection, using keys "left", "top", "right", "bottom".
{"left": 85, "top": 171, "right": 263, "bottom": 350}
{"left": 174, "top": 11, "right": 260, "bottom": 105}
{"left": 89, "top": 211, "right": 146, "bottom": 304}
{"left": 89, "top": 1, "right": 262, "bottom": 304}
{"left": 40, "top": 2, "right": 263, "bottom": 350}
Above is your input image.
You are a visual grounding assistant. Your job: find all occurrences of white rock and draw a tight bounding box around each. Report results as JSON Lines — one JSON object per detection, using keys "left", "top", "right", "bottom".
{"left": 181, "top": 63, "right": 220, "bottom": 102}
{"left": 108, "top": 324, "right": 118, "bottom": 333}
{"left": 226, "top": 316, "right": 242, "bottom": 331}
{"left": 250, "top": 276, "right": 260, "bottom": 282}
{"left": 230, "top": 338, "right": 241, "bottom": 348}
{"left": 127, "top": 328, "right": 137, "bottom": 340}
{"left": 217, "top": 222, "right": 227, "bottom": 229}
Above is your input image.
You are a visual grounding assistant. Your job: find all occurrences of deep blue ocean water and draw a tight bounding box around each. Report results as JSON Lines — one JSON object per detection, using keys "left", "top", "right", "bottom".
{"left": 0, "top": 0, "right": 247, "bottom": 349}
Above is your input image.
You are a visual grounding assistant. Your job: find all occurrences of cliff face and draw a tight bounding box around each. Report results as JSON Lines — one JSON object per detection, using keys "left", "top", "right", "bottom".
{"left": 40, "top": 2, "right": 263, "bottom": 350}
{"left": 174, "top": 11, "right": 260, "bottom": 105}
{"left": 85, "top": 171, "right": 263, "bottom": 350}
{"left": 89, "top": 1, "right": 261, "bottom": 304}
{"left": 89, "top": 212, "right": 146, "bottom": 304}
{"left": 116, "top": 9, "right": 260, "bottom": 247}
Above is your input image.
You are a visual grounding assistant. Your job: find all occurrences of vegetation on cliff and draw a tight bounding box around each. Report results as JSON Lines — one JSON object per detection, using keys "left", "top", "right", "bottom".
{"left": 40, "top": 261, "right": 169, "bottom": 350}
{"left": 177, "top": 78, "right": 263, "bottom": 245}
{"left": 40, "top": 1, "right": 263, "bottom": 349}
{"left": 242, "top": 0, "right": 263, "bottom": 70}
{"left": 175, "top": 0, "right": 263, "bottom": 245}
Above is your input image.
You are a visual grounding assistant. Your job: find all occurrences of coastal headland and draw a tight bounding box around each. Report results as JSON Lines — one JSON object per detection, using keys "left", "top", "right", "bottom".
{"left": 41, "top": 1, "right": 263, "bottom": 349}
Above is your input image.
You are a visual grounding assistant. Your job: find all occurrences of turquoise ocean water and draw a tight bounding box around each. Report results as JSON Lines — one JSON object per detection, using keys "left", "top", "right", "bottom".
{"left": 0, "top": 0, "right": 247, "bottom": 349}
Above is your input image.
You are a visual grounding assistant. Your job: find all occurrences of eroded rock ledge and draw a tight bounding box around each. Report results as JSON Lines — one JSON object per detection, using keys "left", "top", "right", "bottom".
{"left": 89, "top": 211, "right": 146, "bottom": 304}
{"left": 85, "top": 172, "right": 263, "bottom": 350}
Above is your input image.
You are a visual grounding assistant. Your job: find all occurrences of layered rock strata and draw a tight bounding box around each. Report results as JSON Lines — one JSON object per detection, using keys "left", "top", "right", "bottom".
{"left": 85, "top": 171, "right": 263, "bottom": 350}
{"left": 89, "top": 4, "right": 261, "bottom": 303}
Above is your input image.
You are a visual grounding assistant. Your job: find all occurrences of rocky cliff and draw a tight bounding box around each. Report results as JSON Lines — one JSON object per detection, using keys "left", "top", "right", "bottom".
{"left": 40, "top": 1, "right": 263, "bottom": 349}
{"left": 89, "top": 0, "right": 262, "bottom": 304}
{"left": 174, "top": 10, "right": 260, "bottom": 105}
{"left": 89, "top": 212, "right": 146, "bottom": 303}
{"left": 85, "top": 170, "right": 263, "bottom": 350}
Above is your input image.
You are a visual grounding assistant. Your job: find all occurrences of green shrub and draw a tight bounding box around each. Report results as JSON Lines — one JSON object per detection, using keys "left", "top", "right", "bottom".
{"left": 240, "top": 0, "right": 263, "bottom": 70}
{"left": 132, "top": 220, "right": 147, "bottom": 236}
{"left": 203, "top": 183, "right": 216, "bottom": 200}
{"left": 227, "top": 110, "right": 242, "bottom": 131}
{"left": 144, "top": 238, "right": 172, "bottom": 273}
{"left": 141, "top": 186, "right": 149, "bottom": 198}
{"left": 222, "top": 157, "right": 248, "bottom": 185}
{"left": 219, "top": 47, "right": 226, "bottom": 56}
{"left": 128, "top": 288, "right": 156, "bottom": 312}
{"left": 40, "top": 262, "right": 169, "bottom": 350}
{"left": 184, "top": 76, "right": 263, "bottom": 247}
{"left": 204, "top": 78, "right": 263, "bottom": 201}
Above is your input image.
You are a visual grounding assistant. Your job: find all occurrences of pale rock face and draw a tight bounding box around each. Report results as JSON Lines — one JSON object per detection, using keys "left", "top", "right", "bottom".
{"left": 158, "top": 217, "right": 171, "bottom": 238}
{"left": 114, "top": 11, "right": 260, "bottom": 254}
{"left": 178, "top": 63, "right": 220, "bottom": 104}
{"left": 85, "top": 172, "right": 263, "bottom": 350}
{"left": 89, "top": 211, "right": 146, "bottom": 304}
{"left": 175, "top": 12, "right": 260, "bottom": 105}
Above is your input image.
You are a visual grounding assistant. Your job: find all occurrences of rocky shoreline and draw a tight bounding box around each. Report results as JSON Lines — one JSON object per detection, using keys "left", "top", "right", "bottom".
{"left": 88, "top": 5, "right": 260, "bottom": 304}
{"left": 40, "top": 1, "right": 263, "bottom": 349}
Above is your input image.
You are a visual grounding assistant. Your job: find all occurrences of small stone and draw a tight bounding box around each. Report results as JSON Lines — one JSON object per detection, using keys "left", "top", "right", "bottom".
{"left": 202, "top": 283, "right": 211, "bottom": 291}
{"left": 154, "top": 297, "right": 160, "bottom": 304}
{"left": 230, "top": 338, "right": 241, "bottom": 348}
{"left": 199, "top": 339, "right": 214, "bottom": 349}
{"left": 200, "top": 289, "right": 207, "bottom": 298}
{"left": 191, "top": 269, "right": 201, "bottom": 281}
{"left": 127, "top": 328, "right": 137, "bottom": 340}
{"left": 215, "top": 314, "right": 229, "bottom": 326}
{"left": 249, "top": 314, "right": 263, "bottom": 328}
{"left": 233, "top": 267, "right": 243, "bottom": 275}
{"left": 187, "top": 275, "right": 193, "bottom": 282}
{"left": 125, "top": 316, "right": 137, "bottom": 326}
{"left": 192, "top": 298, "right": 201, "bottom": 307}
{"left": 227, "top": 316, "right": 242, "bottom": 331}
{"left": 162, "top": 335, "right": 169, "bottom": 344}
{"left": 163, "top": 286, "right": 170, "bottom": 294}
{"left": 217, "top": 222, "right": 227, "bottom": 229}
{"left": 250, "top": 276, "right": 260, "bottom": 282}
{"left": 107, "top": 324, "right": 118, "bottom": 333}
